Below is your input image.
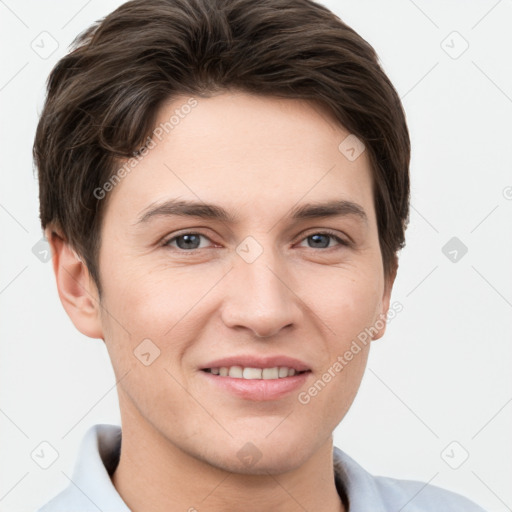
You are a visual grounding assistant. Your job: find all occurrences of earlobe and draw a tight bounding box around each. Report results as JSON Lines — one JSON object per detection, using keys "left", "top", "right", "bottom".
{"left": 46, "top": 228, "right": 104, "bottom": 339}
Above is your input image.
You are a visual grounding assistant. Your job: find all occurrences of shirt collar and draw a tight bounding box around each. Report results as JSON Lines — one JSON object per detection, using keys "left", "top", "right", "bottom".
{"left": 39, "top": 423, "right": 385, "bottom": 512}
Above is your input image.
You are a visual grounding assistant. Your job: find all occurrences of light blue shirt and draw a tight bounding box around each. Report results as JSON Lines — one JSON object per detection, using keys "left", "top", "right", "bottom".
{"left": 37, "top": 424, "right": 486, "bottom": 511}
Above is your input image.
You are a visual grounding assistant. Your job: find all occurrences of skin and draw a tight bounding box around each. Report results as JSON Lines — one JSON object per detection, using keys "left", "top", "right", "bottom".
{"left": 48, "top": 91, "right": 397, "bottom": 512}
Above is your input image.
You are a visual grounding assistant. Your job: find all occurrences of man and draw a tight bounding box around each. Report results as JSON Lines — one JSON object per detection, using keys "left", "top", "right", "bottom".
{"left": 33, "top": 0, "right": 486, "bottom": 510}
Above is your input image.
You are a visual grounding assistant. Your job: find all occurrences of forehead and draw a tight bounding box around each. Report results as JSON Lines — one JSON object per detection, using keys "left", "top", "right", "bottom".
{"left": 104, "top": 91, "right": 375, "bottom": 224}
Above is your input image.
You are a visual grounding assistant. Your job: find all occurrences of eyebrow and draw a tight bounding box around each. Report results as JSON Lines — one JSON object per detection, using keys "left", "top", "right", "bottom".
{"left": 135, "top": 198, "right": 368, "bottom": 225}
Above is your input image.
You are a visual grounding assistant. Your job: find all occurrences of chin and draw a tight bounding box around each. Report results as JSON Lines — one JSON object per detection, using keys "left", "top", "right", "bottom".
{"left": 211, "top": 447, "right": 312, "bottom": 476}
{"left": 204, "top": 428, "right": 318, "bottom": 476}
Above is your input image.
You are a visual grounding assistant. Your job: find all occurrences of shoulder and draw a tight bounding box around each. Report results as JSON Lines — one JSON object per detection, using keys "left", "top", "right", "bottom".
{"left": 372, "top": 474, "right": 487, "bottom": 512}
{"left": 35, "top": 424, "right": 128, "bottom": 512}
{"left": 333, "top": 447, "right": 487, "bottom": 512}
{"left": 36, "top": 488, "right": 94, "bottom": 512}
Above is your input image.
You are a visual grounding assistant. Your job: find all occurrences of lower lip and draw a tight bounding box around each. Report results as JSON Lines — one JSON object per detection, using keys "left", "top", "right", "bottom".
{"left": 200, "top": 370, "right": 311, "bottom": 401}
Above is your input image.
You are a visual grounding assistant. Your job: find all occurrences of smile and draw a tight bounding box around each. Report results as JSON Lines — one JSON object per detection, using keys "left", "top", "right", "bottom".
{"left": 202, "top": 366, "right": 310, "bottom": 379}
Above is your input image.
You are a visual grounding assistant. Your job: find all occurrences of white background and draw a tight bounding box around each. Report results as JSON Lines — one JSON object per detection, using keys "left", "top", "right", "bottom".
{"left": 0, "top": 1, "right": 511, "bottom": 511}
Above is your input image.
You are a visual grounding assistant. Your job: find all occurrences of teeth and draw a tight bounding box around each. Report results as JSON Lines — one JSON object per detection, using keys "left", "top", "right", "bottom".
{"left": 262, "top": 367, "right": 279, "bottom": 379}
{"left": 228, "top": 366, "right": 243, "bottom": 378}
{"left": 278, "top": 367, "right": 289, "bottom": 378}
{"left": 206, "top": 366, "right": 303, "bottom": 379}
{"left": 243, "top": 367, "right": 262, "bottom": 379}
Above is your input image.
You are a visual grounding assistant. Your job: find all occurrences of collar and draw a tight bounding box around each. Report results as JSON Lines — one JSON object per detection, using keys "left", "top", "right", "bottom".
{"left": 38, "top": 423, "right": 477, "bottom": 512}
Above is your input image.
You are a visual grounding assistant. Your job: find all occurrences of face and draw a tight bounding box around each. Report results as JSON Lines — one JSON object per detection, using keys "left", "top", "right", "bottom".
{"left": 92, "top": 91, "right": 394, "bottom": 474}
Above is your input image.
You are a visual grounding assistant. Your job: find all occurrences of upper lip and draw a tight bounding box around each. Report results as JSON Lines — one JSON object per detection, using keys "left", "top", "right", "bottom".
{"left": 201, "top": 355, "right": 311, "bottom": 372}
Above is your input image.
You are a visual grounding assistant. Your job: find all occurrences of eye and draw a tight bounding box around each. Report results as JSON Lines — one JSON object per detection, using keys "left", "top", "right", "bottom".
{"left": 162, "top": 230, "right": 349, "bottom": 252}
{"left": 298, "top": 231, "right": 349, "bottom": 249}
{"left": 164, "top": 232, "right": 213, "bottom": 250}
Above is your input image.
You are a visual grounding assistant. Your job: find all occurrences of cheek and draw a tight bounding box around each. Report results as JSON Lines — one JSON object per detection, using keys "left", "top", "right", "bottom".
{"left": 309, "top": 267, "right": 383, "bottom": 340}
{"left": 98, "top": 260, "right": 223, "bottom": 382}
{"left": 306, "top": 268, "right": 381, "bottom": 419}
{"left": 101, "top": 255, "right": 215, "bottom": 329}
{"left": 98, "top": 276, "right": 202, "bottom": 425}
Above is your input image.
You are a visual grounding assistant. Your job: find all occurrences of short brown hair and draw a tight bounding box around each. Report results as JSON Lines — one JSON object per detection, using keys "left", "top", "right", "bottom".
{"left": 34, "top": 0, "right": 410, "bottom": 294}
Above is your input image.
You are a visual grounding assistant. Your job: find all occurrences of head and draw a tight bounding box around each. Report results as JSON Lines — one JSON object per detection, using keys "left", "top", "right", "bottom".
{"left": 34, "top": 0, "right": 409, "bottom": 474}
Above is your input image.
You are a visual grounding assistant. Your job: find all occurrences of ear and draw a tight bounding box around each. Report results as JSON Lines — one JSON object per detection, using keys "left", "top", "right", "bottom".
{"left": 372, "top": 255, "right": 398, "bottom": 341}
{"left": 45, "top": 227, "right": 104, "bottom": 339}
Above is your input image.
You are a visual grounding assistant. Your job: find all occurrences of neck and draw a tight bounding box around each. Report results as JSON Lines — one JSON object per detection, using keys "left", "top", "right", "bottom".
{"left": 111, "top": 404, "right": 345, "bottom": 512}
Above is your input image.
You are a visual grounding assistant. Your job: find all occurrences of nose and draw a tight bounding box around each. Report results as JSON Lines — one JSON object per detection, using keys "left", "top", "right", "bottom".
{"left": 220, "top": 248, "right": 301, "bottom": 338}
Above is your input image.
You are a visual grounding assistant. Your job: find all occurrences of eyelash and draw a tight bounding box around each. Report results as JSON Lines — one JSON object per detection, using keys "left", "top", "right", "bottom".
{"left": 161, "top": 230, "right": 350, "bottom": 251}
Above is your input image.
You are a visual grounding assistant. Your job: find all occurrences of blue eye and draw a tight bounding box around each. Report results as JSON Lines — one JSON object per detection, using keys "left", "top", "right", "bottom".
{"left": 165, "top": 233, "right": 210, "bottom": 250}
{"left": 300, "top": 232, "right": 348, "bottom": 249}
{"left": 163, "top": 231, "right": 349, "bottom": 252}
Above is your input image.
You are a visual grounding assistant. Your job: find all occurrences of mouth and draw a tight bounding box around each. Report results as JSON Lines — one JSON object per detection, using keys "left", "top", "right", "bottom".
{"left": 201, "top": 366, "right": 311, "bottom": 380}
{"left": 199, "top": 356, "right": 312, "bottom": 400}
